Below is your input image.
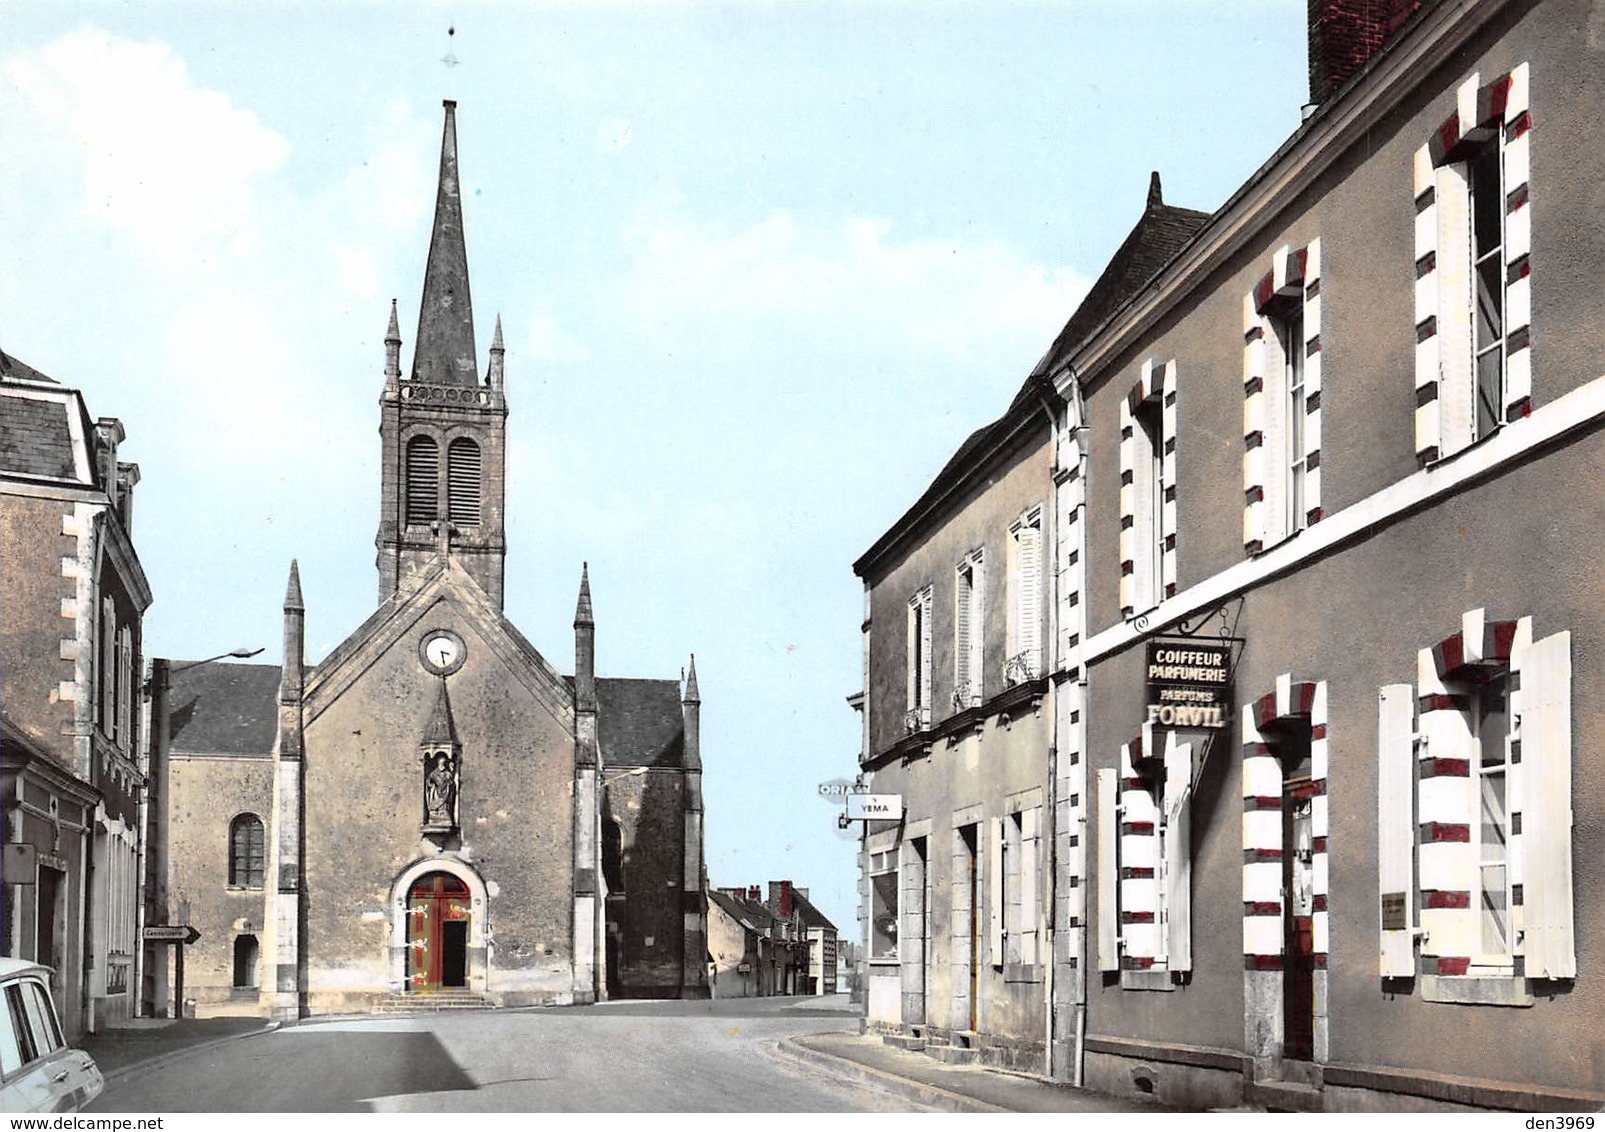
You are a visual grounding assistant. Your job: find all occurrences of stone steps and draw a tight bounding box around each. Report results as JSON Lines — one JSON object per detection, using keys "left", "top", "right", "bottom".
{"left": 373, "top": 992, "right": 495, "bottom": 1013}
{"left": 1246, "top": 1080, "right": 1324, "bottom": 1113}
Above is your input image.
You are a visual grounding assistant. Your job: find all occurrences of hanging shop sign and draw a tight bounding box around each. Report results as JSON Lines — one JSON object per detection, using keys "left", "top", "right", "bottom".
{"left": 1146, "top": 641, "right": 1232, "bottom": 729}
{"left": 846, "top": 794, "right": 904, "bottom": 821}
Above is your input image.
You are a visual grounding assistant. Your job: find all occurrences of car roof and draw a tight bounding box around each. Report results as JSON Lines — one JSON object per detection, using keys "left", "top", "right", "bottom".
{"left": 0, "top": 957, "right": 52, "bottom": 982}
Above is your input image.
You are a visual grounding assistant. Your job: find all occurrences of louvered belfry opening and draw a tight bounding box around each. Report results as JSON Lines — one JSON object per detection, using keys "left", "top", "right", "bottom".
{"left": 406, "top": 435, "right": 440, "bottom": 524}
{"left": 447, "top": 437, "right": 482, "bottom": 526}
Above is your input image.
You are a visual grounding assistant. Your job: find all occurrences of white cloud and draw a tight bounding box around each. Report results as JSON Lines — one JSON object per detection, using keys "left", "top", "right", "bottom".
{"left": 5, "top": 27, "right": 289, "bottom": 267}
{"left": 622, "top": 206, "right": 1089, "bottom": 368}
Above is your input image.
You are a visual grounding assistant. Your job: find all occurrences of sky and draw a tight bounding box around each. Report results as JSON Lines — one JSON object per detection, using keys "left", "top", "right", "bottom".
{"left": 1, "top": 1, "right": 1309, "bottom": 935}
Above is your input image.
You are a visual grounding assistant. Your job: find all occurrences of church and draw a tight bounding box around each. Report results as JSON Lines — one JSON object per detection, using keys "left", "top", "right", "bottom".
{"left": 155, "top": 102, "right": 708, "bottom": 1017}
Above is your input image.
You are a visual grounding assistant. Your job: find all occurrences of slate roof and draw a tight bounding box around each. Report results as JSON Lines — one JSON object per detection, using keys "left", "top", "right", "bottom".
{"left": 595, "top": 678, "right": 686, "bottom": 769}
{"left": 707, "top": 889, "right": 760, "bottom": 930}
{"left": 1, "top": 352, "right": 79, "bottom": 482}
{"left": 855, "top": 173, "right": 1210, "bottom": 578}
{"left": 1032, "top": 172, "right": 1212, "bottom": 378}
{"left": 790, "top": 888, "right": 838, "bottom": 934}
{"left": 167, "top": 662, "right": 282, "bottom": 757}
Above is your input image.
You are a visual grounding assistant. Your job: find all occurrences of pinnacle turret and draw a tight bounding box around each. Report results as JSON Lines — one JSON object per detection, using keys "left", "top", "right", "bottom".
{"left": 284, "top": 558, "right": 304, "bottom": 612}
{"left": 574, "top": 562, "right": 594, "bottom": 627}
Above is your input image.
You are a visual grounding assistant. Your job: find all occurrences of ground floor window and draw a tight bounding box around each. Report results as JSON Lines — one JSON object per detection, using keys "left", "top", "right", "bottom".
{"left": 869, "top": 850, "right": 898, "bottom": 960}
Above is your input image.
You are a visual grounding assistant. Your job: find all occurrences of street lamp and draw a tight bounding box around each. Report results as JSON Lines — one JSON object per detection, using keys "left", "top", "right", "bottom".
{"left": 144, "top": 647, "right": 264, "bottom": 695}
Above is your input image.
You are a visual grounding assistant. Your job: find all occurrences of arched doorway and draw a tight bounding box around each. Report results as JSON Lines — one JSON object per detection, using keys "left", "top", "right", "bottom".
{"left": 406, "top": 872, "right": 471, "bottom": 991}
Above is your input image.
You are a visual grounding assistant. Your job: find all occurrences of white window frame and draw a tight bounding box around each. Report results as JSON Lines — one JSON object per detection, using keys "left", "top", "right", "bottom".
{"left": 1005, "top": 507, "right": 1043, "bottom": 683}
{"left": 954, "top": 549, "right": 984, "bottom": 710}
{"left": 869, "top": 848, "right": 899, "bottom": 961}
{"left": 906, "top": 586, "right": 933, "bottom": 731}
{"left": 1471, "top": 675, "right": 1513, "bottom": 969}
{"left": 1414, "top": 64, "right": 1532, "bottom": 464}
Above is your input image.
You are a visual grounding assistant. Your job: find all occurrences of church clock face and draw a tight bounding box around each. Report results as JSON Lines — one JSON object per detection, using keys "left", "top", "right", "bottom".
{"left": 419, "top": 630, "right": 466, "bottom": 676}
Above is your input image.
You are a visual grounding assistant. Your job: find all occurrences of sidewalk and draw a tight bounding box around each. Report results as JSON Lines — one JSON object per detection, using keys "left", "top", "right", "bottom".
{"left": 780, "top": 1030, "right": 1180, "bottom": 1114}
{"left": 81, "top": 1016, "right": 276, "bottom": 1083}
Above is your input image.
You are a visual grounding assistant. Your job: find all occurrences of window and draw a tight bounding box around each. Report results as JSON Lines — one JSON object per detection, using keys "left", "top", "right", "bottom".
{"left": 116, "top": 624, "right": 133, "bottom": 749}
{"left": 1414, "top": 64, "right": 1532, "bottom": 464}
{"left": 99, "top": 596, "right": 116, "bottom": 734}
{"left": 991, "top": 804, "right": 1040, "bottom": 969}
{"left": 1377, "top": 609, "right": 1573, "bottom": 988}
{"left": 954, "top": 550, "right": 983, "bottom": 709}
{"left": 229, "top": 814, "right": 265, "bottom": 889}
{"left": 1006, "top": 508, "right": 1043, "bottom": 682}
{"left": 233, "top": 935, "right": 260, "bottom": 989}
{"left": 405, "top": 435, "right": 440, "bottom": 524}
{"left": 1097, "top": 730, "right": 1193, "bottom": 982}
{"left": 1244, "top": 242, "right": 1322, "bottom": 553}
{"left": 447, "top": 437, "right": 481, "bottom": 526}
{"left": 905, "top": 586, "right": 933, "bottom": 731}
{"left": 1120, "top": 359, "right": 1178, "bottom": 612}
{"left": 869, "top": 849, "right": 898, "bottom": 960}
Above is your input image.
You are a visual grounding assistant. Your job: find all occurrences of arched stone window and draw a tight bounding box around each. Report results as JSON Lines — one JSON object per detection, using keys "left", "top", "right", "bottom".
{"left": 229, "top": 814, "right": 265, "bottom": 889}
{"left": 447, "top": 437, "right": 481, "bottom": 526}
{"left": 405, "top": 435, "right": 440, "bottom": 525}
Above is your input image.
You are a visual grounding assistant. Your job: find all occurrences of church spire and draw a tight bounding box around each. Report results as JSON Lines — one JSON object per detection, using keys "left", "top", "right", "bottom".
{"left": 412, "top": 100, "right": 477, "bottom": 386}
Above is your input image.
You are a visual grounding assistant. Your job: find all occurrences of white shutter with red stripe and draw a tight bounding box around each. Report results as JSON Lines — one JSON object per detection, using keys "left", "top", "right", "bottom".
{"left": 1163, "top": 734, "right": 1193, "bottom": 972}
{"left": 1515, "top": 630, "right": 1574, "bottom": 979}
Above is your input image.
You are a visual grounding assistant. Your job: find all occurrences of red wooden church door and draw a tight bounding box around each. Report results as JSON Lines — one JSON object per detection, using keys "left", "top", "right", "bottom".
{"left": 407, "top": 873, "right": 471, "bottom": 991}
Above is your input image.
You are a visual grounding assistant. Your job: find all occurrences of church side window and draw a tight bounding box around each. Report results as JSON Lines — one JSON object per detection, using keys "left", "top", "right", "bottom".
{"left": 405, "top": 436, "right": 440, "bottom": 525}
{"left": 447, "top": 438, "right": 482, "bottom": 526}
{"left": 229, "top": 814, "right": 265, "bottom": 889}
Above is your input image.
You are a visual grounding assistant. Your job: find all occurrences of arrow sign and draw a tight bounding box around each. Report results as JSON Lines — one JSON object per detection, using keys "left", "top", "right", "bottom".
{"left": 143, "top": 924, "right": 201, "bottom": 945}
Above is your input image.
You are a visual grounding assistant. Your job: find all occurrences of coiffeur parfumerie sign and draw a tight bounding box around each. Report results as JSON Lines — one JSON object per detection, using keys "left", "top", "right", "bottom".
{"left": 1146, "top": 641, "right": 1232, "bottom": 729}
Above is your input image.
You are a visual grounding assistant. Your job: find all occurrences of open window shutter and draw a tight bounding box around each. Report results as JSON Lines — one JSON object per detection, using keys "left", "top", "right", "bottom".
{"left": 1097, "top": 768, "right": 1119, "bottom": 971}
{"left": 100, "top": 597, "right": 116, "bottom": 729}
{"left": 1020, "top": 808, "right": 1039, "bottom": 966}
{"left": 920, "top": 591, "right": 934, "bottom": 719}
{"left": 1516, "top": 631, "right": 1574, "bottom": 979}
{"left": 1377, "top": 683, "right": 1417, "bottom": 977}
{"left": 988, "top": 816, "right": 1005, "bottom": 966}
{"left": 956, "top": 570, "right": 971, "bottom": 697}
{"left": 1021, "top": 523, "right": 1042, "bottom": 673}
{"left": 1163, "top": 738, "right": 1193, "bottom": 972}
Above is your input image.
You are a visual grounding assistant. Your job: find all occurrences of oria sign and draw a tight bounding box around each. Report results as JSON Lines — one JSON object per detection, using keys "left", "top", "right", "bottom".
{"left": 1146, "top": 641, "right": 1232, "bottom": 730}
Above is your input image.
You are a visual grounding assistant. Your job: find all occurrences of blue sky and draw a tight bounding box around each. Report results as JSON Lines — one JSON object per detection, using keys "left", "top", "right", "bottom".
{"left": 1, "top": 2, "right": 1307, "bottom": 933}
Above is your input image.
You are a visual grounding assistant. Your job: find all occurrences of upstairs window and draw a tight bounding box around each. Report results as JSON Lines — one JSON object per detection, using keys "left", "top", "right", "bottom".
{"left": 954, "top": 550, "right": 983, "bottom": 710}
{"left": 405, "top": 435, "right": 440, "bottom": 525}
{"left": 1120, "top": 360, "right": 1177, "bottom": 613}
{"left": 905, "top": 586, "right": 933, "bottom": 732}
{"left": 1413, "top": 64, "right": 1532, "bottom": 464}
{"left": 229, "top": 814, "right": 265, "bottom": 889}
{"left": 1244, "top": 242, "right": 1322, "bottom": 554}
{"left": 1006, "top": 507, "right": 1043, "bottom": 683}
{"left": 447, "top": 437, "right": 482, "bottom": 526}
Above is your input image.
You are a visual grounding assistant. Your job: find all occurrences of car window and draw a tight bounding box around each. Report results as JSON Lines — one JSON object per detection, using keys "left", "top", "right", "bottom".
{"left": 3, "top": 986, "right": 36, "bottom": 1068}
{"left": 19, "top": 981, "right": 62, "bottom": 1058}
{"left": 0, "top": 986, "right": 22, "bottom": 1076}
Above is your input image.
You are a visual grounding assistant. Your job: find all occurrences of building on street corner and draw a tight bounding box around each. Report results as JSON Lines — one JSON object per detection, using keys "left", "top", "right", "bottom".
{"left": 1, "top": 351, "right": 152, "bottom": 1037}
{"left": 151, "top": 101, "right": 708, "bottom": 1019}
{"left": 852, "top": 0, "right": 1604, "bottom": 1111}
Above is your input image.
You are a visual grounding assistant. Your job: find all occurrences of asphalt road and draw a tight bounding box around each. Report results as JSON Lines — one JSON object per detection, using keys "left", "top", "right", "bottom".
{"left": 89, "top": 996, "right": 929, "bottom": 1113}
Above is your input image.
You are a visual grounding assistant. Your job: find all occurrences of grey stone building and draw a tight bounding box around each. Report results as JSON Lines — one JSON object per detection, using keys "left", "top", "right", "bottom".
{"left": 155, "top": 101, "right": 708, "bottom": 1018}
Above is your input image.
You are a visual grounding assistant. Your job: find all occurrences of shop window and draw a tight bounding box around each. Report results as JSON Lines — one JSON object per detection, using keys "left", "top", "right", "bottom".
{"left": 869, "top": 849, "right": 899, "bottom": 960}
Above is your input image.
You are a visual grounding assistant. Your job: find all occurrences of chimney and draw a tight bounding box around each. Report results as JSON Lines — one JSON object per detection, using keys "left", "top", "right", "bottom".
{"left": 780, "top": 880, "right": 793, "bottom": 918}
{"left": 1307, "top": 0, "right": 1421, "bottom": 106}
{"left": 748, "top": 885, "right": 760, "bottom": 901}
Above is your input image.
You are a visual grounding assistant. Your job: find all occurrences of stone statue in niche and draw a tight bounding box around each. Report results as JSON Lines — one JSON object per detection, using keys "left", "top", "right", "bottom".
{"left": 424, "top": 751, "right": 457, "bottom": 829}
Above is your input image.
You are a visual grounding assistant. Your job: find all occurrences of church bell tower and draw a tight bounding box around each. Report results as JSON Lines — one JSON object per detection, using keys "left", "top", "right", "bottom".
{"left": 376, "top": 100, "right": 508, "bottom": 609}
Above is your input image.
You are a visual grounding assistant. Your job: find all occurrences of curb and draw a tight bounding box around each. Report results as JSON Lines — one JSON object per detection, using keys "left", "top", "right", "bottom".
{"left": 776, "top": 1036, "right": 1009, "bottom": 1114}
{"left": 100, "top": 1021, "right": 280, "bottom": 1088}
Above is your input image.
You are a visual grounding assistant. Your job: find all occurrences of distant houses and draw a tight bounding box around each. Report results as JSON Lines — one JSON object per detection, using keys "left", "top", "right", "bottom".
{"left": 706, "top": 880, "right": 839, "bottom": 998}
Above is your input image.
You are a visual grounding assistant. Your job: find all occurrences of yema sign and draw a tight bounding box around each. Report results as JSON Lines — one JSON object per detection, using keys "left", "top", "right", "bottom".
{"left": 1146, "top": 642, "right": 1232, "bottom": 729}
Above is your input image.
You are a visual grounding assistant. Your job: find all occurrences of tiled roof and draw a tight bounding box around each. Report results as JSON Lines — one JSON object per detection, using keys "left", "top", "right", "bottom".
{"left": 1034, "top": 173, "right": 1211, "bottom": 377}
{"left": 168, "top": 662, "right": 282, "bottom": 757}
{"left": 595, "top": 678, "right": 685, "bottom": 769}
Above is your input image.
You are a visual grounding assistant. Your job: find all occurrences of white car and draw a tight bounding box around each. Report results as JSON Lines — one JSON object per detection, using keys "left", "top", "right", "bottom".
{"left": 0, "top": 959, "right": 104, "bottom": 1113}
